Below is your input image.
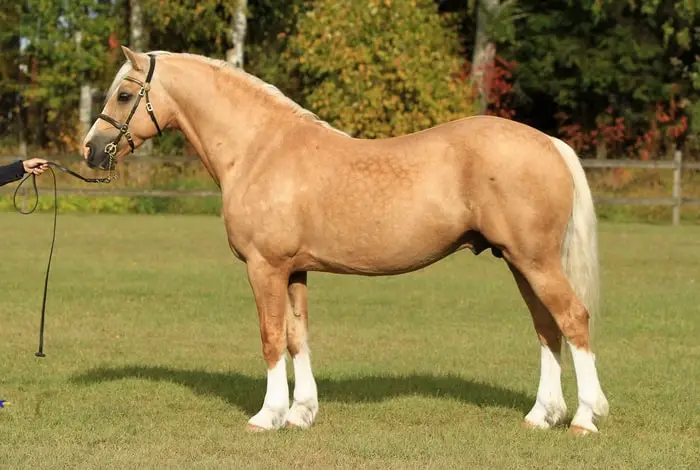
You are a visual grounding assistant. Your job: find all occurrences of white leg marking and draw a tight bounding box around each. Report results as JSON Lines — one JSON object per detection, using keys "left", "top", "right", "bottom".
{"left": 285, "top": 344, "right": 318, "bottom": 428}
{"left": 569, "top": 344, "right": 609, "bottom": 433}
{"left": 524, "top": 345, "right": 567, "bottom": 429}
{"left": 248, "top": 356, "right": 289, "bottom": 430}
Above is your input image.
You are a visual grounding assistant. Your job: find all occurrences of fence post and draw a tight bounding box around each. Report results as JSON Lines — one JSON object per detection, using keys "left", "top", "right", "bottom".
{"left": 672, "top": 149, "right": 682, "bottom": 226}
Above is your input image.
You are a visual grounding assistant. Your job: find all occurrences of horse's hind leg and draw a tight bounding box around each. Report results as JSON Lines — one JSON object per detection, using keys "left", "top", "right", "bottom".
{"left": 284, "top": 271, "right": 319, "bottom": 429}
{"left": 516, "top": 259, "right": 609, "bottom": 434}
{"left": 508, "top": 263, "right": 567, "bottom": 429}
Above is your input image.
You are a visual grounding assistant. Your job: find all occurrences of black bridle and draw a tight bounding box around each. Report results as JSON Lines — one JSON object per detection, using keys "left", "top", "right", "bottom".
{"left": 96, "top": 54, "right": 163, "bottom": 164}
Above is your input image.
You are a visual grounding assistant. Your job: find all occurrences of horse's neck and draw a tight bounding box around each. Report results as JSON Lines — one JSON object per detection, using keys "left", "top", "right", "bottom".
{"left": 164, "top": 60, "right": 301, "bottom": 183}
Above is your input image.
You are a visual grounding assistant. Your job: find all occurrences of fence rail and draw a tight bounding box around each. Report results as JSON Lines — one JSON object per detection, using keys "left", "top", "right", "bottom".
{"left": 2, "top": 151, "right": 700, "bottom": 224}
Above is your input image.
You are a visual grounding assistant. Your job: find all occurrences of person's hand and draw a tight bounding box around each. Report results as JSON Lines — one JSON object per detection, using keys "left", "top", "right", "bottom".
{"left": 23, "top": 158, "right": 49, "bottom": 175}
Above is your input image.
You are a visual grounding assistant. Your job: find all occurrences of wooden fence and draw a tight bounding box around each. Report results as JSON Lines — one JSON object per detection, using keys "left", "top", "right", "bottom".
{"left": 2, "top": 150, "right": 700, "bottom": 225}
{"left": 580, "top": 151, "right": 700, "bottom": 225}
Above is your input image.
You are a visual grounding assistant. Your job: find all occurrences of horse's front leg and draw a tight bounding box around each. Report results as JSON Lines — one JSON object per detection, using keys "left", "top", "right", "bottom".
{"left": 284, "top": 271, "right": 319, "bottom": 428}
{"left": 246, "top": 260, "right": 291, "bottom": 432}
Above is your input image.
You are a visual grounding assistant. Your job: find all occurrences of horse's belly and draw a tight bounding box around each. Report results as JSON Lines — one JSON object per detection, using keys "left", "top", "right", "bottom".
{"left": 300, "top": 157, "right": 473, "bottom": 274}
{"left": 304, "top": 217, "right": 469, "bottom": 275}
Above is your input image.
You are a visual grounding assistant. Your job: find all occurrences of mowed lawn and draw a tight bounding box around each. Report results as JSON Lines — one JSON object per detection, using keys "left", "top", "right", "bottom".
{"left": 1, "top": 213, "right": 698, "bottom": 469}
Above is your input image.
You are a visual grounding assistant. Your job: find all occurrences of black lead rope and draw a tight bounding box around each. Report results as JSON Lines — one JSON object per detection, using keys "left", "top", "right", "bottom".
{"left": 13, "top": 162, "right": 113, "bottom": 357}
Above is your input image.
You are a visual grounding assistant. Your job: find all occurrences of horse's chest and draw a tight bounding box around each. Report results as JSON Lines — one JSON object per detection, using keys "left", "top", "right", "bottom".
{"left": 222, "top": 208, "right": 255, "bottom": 257}
{"left": 221, "top": 177, "right": 305, "bottom": 262}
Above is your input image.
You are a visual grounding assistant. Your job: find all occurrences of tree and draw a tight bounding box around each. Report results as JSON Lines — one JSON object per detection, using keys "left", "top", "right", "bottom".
{"left": 144, "top": 0, "right": 239, "bottom": 57}
{"left": 471, "top": 0, "right": 500, "bottom": 114}
{"left": 0, "top": 2, "right": 23, "bottom": 152}
{"left": 227, "top": 0, "right": 247, "bottom": 68}
{"left": 130, "top": 0, "right": 146, "bottom": 51}
{"left": 75, "top": 31, "right": 94, "bottom": 142}
{"left": 503, "top": 0, "right": 699, "bottom": 157}
{"left": 18, "top": 0, "right": 119, "bottom": 152}
{"left": 244, "top": 0, "right": 306, "bottom": 94}
{"left": 286, "top": 0, "right": 475, "bottom": 138}
{"left": 130, "top": 0, "right": 152, "bottom": 153}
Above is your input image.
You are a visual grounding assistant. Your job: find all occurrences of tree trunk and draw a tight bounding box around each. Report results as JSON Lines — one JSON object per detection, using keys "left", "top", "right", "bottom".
{"left": 227, "top": 0, "right": 247, "bottom": 69}
{"left": 18, "top": 95, "right": 27, "bottom": 157}
{"left": 129, "top": 0, "right": 152, "bottom": 154}
{"left": 75, "top": 31, "right": 93, "bottom": 140}
{"left": 471, "top": 0, "right": 499, "bottom": 115}
{"left": 15, "top": 29, "right": 27, "bottom": 156}
{"left": 79, "top": 83, "right": 93, "bottom": 140}
{"left": 129, "top": 0, "right": 145, "bottom": 51}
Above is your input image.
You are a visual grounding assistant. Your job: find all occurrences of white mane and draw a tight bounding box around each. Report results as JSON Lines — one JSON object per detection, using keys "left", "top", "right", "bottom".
{"left": 106, "top": 51, "right": 349, "bottom": 137}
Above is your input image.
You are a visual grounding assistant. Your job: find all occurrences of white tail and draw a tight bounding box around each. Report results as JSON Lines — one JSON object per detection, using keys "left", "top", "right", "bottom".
{"left": 550, "top": 137, "right": 600, "bottom": 339}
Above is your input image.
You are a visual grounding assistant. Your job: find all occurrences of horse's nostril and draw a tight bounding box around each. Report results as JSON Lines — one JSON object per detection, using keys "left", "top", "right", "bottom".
{"left": 85, "top": 144, "right": 94, "bottom": 160}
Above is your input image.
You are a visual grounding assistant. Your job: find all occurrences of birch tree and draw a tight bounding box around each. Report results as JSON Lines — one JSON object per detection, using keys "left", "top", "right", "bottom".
{"left": 130, "top": 0, "right": 146, "bottom": 51}
{"left": 130, "top": 0, "right": 152, "bottom": 153}
{"left": 75, "top": 31, "right": 94, "bottom": 140}
{"left": 227, "top": 0, "right": 247, "bottom": 69}
{"left": 471, "top": 0, "right": 499, "bottom": 115}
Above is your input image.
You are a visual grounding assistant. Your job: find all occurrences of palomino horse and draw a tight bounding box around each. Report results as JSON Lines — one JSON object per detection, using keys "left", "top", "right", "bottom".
{"left": 83, "top": 47, "right": 609, "bottom": 434}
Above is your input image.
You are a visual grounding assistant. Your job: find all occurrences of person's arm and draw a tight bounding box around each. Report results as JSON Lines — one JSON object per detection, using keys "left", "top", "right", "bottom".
{"left": 0, "top": 160, "right": 26, "bottom": 187}
{"left": 0, "top": 158, "right": 49, "bottom": 187}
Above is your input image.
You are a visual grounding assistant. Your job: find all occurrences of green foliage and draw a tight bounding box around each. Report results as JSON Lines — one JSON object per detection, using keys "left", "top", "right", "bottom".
{"left": 505, "top": 0, "right": 699, "bottom": 153}
{"left": 0, "top": 3, "right": 22, "bottom": 138}
{"left": 245, "top": 0, "right": 306, "bottom": 92}
{"left": 18, "top": 0, "right": 121, "bottom": 149}
{"left": 144, "top": 0, "right": 239, "bottom": 56}
{"left": 286, "top": 0, "right": 475, "bottom": 138}
{"left": 0, "top": 157, "right": 223, "bottom": 215}
{"left": 0, "top": 193, "right": 222, "bottom": 215}
{"left": 4, "top": 0, "right": 698, "bottom": 160}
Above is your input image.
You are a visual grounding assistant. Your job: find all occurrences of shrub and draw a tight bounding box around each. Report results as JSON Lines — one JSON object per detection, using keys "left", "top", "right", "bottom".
{"left": 285, "top": 0, "right": 475, "bottom": 138}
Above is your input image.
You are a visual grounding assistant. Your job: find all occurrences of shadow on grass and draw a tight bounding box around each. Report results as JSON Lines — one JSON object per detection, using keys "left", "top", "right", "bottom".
{"left": 71, "top": 366, "right": 533, "bottom": 416}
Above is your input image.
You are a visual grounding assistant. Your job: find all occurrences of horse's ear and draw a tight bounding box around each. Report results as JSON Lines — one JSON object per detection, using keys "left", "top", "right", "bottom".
{"left": 121, "top": 46, "right": 147, "bottom": 72}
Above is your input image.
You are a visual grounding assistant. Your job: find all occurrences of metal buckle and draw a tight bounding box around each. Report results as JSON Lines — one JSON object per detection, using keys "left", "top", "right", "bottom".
{"left": 138, "top": 87, "right": 146, "bottom": 97}
{"left": 146, "top": 102, "right": 154, "bottom": 113}
{"left": 120, "top": 123, "right": 129, "bottom": 134}
{"left": 105, "top": 142, "right": 117, "bottom": 157}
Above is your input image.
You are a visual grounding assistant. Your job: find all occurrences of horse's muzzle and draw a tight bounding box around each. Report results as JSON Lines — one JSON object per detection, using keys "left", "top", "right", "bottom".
{"left": 84, "top": 134, "right": 117, "bottom": 170}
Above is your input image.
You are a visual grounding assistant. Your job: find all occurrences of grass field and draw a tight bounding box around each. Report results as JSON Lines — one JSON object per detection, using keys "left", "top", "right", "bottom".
{"left": 1, "top": 213, "right": 699, "bottom": 469}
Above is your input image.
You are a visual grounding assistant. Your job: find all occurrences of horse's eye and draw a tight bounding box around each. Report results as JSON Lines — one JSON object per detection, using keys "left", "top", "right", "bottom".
{"left": 117, "top": 92, "right": 132, "bottom": 102}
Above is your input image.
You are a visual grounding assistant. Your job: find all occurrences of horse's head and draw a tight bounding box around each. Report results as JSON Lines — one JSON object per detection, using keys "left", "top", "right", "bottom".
{"left": 83, "top": 46, "right": 173, "bottom": 170}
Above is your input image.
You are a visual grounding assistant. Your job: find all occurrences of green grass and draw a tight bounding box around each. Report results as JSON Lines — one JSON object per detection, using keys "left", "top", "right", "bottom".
{"left": 1, "top": 214, "right": 699, "bottom": 469}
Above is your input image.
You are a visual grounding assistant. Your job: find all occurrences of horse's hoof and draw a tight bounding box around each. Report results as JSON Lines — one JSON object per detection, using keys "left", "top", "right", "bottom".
{"left": 521, "top": 420, "right": 538, "bottom": 429}
{"left": 568, "top": 424, "right": 597, "bottom": 436}
{"left": 283, "top": 401, "right": 318, "bottom": 429}
{"left": 246, "top": 423, "right": 271, "bottom": 433}
{"left": 521, "top": 419, "right": 549, "bottom": 430}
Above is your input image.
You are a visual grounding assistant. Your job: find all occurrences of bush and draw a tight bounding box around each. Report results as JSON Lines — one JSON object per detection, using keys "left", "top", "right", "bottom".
{"left": 286, "top": 0, "right": 475, "bottom": 138}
